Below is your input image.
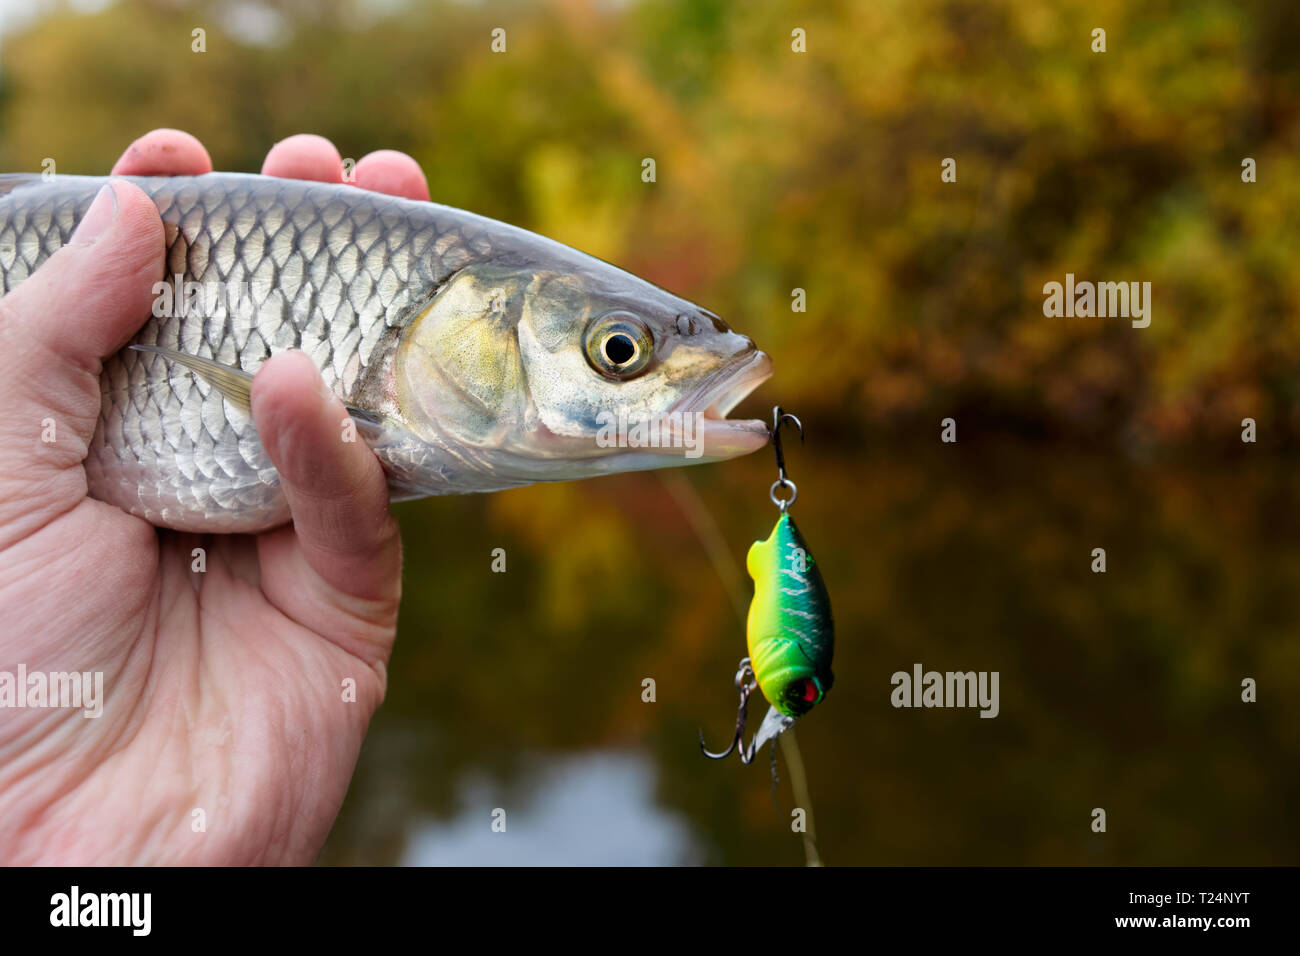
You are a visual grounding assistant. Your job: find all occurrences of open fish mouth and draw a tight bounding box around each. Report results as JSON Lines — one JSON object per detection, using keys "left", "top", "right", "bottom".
{"left": 665, "top": 350, "right": 773, "bottom": 459}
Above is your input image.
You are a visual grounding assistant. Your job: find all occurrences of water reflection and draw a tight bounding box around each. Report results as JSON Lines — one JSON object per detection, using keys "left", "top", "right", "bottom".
{"left": 400, "top": 751, "right": 700, "bottom": 866}
{"left": 320, "top": 437, "right": 1300, "bottom": 866}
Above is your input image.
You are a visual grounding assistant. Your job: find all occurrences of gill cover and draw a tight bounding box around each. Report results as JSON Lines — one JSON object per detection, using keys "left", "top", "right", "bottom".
{"left": 396, "top": 265, "right": 531, "bottom": 440}
{"left": 746, "top": 512, "right": 835, "bottom": 718}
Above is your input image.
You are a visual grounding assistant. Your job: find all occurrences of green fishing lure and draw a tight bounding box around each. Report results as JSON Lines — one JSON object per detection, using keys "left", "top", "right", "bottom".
{"left": 747, "top": 512, "right": 835, "bottom": 718}
{"left": 701, "top": 408, "right": 835, "bottom": 764}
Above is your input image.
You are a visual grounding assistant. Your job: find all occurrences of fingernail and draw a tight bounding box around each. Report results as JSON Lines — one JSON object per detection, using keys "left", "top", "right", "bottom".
{"left": 70, "top": 183, "right": 119, "bottom": 245}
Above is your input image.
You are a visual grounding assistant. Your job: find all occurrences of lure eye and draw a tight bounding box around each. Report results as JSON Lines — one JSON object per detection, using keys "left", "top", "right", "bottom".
{"left": 781, "top": 677, "right": 822, "bottom": 716}
{"left": 584, "top": 312, "right": 653, "bottom": 379}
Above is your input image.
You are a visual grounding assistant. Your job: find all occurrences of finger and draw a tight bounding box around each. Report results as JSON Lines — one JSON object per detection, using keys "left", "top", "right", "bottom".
{"left": 110, "top": 129, "right": 213, "bottom": 176}
{"left": 260, "top": 134, "right": 345, "bottom": 183}
{"left": 352, "top": 150, "right": 430, "bottom": 201}
{"left": 249, "top": 350, "right": 400, "bottom": 603}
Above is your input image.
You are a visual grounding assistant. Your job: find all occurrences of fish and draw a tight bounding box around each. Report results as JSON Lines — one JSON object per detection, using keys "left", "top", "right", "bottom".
{"left": 0, "top": 173, "right": 772, "bottom": 532}
{"left": 744, "top": 512, "right": 835, "bottom": 755}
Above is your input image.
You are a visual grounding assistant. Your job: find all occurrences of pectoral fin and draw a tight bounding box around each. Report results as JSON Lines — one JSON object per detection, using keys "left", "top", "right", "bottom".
{"left": 131, "top": 344, "right": 254, "bottom": 413}
{"left": 130, "top": 344, "right": 387, "bottom": 442}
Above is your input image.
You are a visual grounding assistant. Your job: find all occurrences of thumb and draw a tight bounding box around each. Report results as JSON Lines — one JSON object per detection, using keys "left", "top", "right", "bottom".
{"left": 0, "top": 180, "right": 164, "bottom": 523}
{"left": 250, "top": 350, "right": 402, "bottom": 666}
{"left": 251, "top": 350, "right": 402, "bottom": 598}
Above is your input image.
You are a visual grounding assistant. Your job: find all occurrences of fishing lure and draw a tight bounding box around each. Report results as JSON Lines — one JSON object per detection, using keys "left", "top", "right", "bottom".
{"left": 700, "top": 407, "right": 835, "bottom": 765}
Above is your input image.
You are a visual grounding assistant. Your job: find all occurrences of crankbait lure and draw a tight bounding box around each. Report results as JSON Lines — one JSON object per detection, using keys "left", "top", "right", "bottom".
{"left": 700, "top": 407, "right": 835, "bottom": 765}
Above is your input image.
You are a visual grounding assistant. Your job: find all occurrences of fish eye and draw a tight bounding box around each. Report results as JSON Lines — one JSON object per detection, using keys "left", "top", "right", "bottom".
{"left": 603, "top": 333, "right": 636, "bottom": 365}
{"left": 584, "top": 312, "right": 653, "bottom": 379}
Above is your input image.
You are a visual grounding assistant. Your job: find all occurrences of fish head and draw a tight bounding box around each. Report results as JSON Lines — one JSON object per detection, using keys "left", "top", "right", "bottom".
{"left": 395, "top": 256, "right": 772, "bottom": 480}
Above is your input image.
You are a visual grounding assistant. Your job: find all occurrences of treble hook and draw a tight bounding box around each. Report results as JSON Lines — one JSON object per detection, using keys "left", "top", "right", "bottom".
{"left": 769, "top": 406, "right": 804, "bottom": 511}
{"left": 699, "top": 658, "right": 757, "bottom": 760}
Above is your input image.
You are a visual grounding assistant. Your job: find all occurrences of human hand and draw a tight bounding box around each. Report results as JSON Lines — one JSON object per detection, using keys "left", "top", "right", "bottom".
{"left": 0, "top": 130, "right": 428, "bottom": 864}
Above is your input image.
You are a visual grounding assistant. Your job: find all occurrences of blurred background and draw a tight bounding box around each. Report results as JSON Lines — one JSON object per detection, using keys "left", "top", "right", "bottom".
{"left": 2, "top": 0, "right": 1298, "bottom": 864}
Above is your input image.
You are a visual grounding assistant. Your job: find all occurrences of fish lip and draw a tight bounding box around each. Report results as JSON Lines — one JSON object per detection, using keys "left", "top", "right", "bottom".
{"left": 689, "top": 349, "right": 774, "bottom": 419}
{"left": 666, "top": 349, "right": 774, "bottom": 458}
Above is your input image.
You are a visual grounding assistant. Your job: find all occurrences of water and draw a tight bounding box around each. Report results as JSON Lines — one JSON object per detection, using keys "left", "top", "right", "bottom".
{"left": 319, "top": 437, "right": 1300, "bottom": 865}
